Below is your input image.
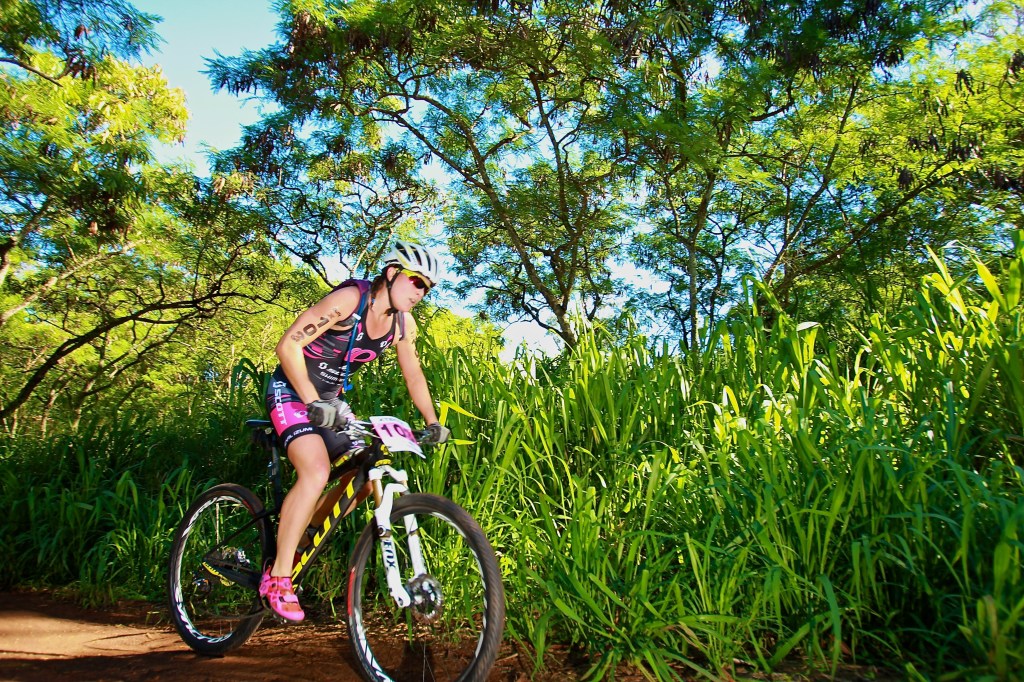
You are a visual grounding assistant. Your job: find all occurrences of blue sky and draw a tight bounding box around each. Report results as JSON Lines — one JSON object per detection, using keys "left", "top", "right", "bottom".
{"left": 131, "top": 0, "right": 279, "bottom": 174}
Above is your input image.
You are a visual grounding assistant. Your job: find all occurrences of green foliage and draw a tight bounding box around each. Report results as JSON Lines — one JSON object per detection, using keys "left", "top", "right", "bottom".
{"left": 206, "top": 0, "right": 1017, "bottom": 353}
{"left": 395, "top": 239, "right": 1024, "bottom": 679}
{"left": 208, "top": 0, "right": 643, "bottom": 347}
{"left": 0, "top": 361, "right": 271, "bottom": 598}
{"left": 623, "top": 0, "right": 1024, "bottom": 350}
{"left": 0, "top": 29, "right": 301, "bottom": 428}
{"left": 2, "top": 242, "right": 1023, "bottom": 679}
{"left": 0, "top": 0, "right": 160, "bottom": 73}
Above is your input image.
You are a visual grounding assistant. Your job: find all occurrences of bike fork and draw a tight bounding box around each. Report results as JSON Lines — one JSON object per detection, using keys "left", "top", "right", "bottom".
{"left": 369, "top": 467, "right": 428, "bottom": 609}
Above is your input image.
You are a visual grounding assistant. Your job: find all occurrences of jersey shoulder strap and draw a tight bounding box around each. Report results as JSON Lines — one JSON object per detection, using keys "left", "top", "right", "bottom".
{"left": 333, "top": 279, "right": 371, "bottom": 395}
{"left": 331, "top": 279, "right": 370, "bottom": 327}
{"left": 332, "top": 278, "right": 404, "bottom": 341}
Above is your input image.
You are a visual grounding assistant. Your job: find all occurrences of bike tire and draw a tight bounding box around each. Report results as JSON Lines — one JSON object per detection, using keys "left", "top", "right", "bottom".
{"left": 347, "top": 493, "right": 506, "bottom": 682}
{"left": 167, "top": 483, "right": 272, "bottom": 655}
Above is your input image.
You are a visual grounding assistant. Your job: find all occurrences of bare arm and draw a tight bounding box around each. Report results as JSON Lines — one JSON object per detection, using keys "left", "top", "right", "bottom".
{"left": 275, "top": 286, "right": 361, "bottom": 404}
{"left": 395, "top": 314, "right": 440, "bottom": 425}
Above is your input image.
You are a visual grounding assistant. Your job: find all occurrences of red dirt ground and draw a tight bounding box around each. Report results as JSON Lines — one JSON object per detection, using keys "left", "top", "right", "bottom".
{"left": 0, "top": 590, "right": 902, "bottom": 682}
{"left": 0, "top": 590, "right": 548, "bottom": 682}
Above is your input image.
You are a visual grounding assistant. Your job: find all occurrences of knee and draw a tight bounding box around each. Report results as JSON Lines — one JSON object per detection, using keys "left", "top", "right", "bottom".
{"left": 297, "top": 462, "right": 331, "bottom": 490}
{"left": 287, "top": 434, "right": 332, "bottom": 490}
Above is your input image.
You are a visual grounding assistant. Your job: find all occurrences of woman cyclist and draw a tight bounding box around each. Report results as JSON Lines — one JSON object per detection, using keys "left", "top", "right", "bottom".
{"left": 260, "top": 240, "right": 450, "bottom": 621}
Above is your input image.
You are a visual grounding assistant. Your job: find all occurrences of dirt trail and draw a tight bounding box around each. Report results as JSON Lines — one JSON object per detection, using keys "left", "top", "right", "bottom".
{"left": 0, "top": 591, "right": 532, "bottom": 682}
{"left": 0, "top": 591, "right": 901, "bottom": 682}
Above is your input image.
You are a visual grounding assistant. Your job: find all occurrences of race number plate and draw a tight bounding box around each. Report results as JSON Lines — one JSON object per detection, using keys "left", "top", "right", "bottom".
{"left": 370, "top": 416, "right": 424, "bottom": 458}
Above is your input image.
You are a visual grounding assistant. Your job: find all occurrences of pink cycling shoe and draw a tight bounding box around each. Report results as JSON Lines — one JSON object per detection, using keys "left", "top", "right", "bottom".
{"left": 259, "top": 567, "right": 305, "bottom": 622}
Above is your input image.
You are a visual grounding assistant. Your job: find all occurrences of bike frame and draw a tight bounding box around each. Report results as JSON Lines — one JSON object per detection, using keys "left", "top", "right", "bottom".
{"left": 243, "top": 419, "right": 426, "bottom": 608}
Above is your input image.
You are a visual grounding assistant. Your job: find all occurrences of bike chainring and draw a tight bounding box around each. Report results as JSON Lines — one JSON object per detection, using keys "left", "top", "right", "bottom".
{"left": 200, "top": 547, "right": 251, "bottom": 587}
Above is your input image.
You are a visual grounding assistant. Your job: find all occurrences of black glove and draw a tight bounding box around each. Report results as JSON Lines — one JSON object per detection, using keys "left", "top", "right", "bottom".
{"left": 306, "top": 398, "right": 354, "bottom": 429}
{"left": 422, "top": 422, "right": 450, "bottom": 445}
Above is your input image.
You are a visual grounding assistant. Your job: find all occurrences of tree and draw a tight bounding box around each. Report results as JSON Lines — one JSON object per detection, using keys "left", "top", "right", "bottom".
{"left": 0, "top": 0, "right": 160, "bottom": 84}
{"left": 0, "top": 4, "right": 289, "bottom": 428}
{"left": 736, "top": 2, "right": 1024, "bottom": 335}
{"left": 208, "top": 112, "right": 438, "bottom": 287}
{"left": 208, "top": 0, "right": 636, "bottom": 349}
{"left": 209, "top": 0, "right": 1014, "bottom": 355}
{"left": 599, "top": 0, "right": 969, "bottom": 346}
{"left": 0, "top": 173, "right": 289, "bottom": 427}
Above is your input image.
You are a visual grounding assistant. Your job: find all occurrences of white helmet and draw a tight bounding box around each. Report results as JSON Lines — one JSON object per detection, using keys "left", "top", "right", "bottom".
{"left": 383, "top": 240, "right": 442, "bottom": 287}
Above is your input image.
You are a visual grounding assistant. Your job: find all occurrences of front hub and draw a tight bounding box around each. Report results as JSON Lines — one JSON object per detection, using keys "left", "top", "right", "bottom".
{"left": 406, "top": 574, "right": 444, "bottom": 623}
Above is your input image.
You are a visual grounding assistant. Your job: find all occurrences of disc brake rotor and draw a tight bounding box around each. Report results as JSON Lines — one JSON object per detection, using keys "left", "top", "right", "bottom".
{"left": 406, "top": 574, "right": 444, "bottom": 623}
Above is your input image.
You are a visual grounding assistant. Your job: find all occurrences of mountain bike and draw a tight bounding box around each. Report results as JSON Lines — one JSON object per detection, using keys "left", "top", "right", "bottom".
{"left": 166, "top": 414, "right": 506, "bottom": 682}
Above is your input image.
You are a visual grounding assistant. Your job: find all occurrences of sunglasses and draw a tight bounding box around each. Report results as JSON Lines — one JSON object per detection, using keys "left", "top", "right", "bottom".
{"left": 400, "top": 268, "right": 432, "bottom": 292}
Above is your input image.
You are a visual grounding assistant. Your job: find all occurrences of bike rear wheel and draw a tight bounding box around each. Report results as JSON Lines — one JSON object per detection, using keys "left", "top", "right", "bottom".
{"left": 347, "top": 493, "right": 506, "bottom": 682}
{"left": 167, "top": 483, "right": 271, "bottom": 655}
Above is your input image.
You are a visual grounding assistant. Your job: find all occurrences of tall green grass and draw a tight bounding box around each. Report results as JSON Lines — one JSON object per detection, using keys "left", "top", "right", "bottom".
{"left": 408, "top": 238, "right": 1024, "bottom": 679}
{"left": 0, "top": 238, "right": 1021, "bottom": 680}
{"left": 0, "top": 386, "right": 264, "bottom": 602}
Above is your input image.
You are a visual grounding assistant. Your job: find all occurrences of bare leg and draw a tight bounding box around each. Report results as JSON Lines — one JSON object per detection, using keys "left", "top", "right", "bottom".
{"left": 271, "top": 433, "right": 331, "bottom": 578}
{"left": 305, "top": 470, "right": 365, "bottom": 536}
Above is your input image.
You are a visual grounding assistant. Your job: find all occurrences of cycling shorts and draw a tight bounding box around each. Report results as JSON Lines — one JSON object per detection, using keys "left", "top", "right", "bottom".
{"left": 265, "top": 374, "right": 352, "bottom": 458}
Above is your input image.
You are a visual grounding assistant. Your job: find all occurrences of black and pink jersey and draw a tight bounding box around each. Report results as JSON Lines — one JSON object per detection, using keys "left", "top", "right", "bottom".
{"left": 273, "top": 279, "right": 402, "bottom": 398}
{"left": 265, "top": 279, "right": 404, "bottom": 451}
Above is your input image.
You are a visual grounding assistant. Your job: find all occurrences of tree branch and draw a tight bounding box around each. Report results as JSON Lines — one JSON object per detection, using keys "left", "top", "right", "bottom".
{"left": 0, "top": 57, "right": 64, "bottom": 86}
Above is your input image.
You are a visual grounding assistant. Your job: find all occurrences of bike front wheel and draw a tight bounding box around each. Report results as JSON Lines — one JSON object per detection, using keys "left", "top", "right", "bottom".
{"left": 167, "top": 483, "right": 271, "bottom": 655}
{"left": 347, "top": 493, "right": 506, "bottom": 682}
